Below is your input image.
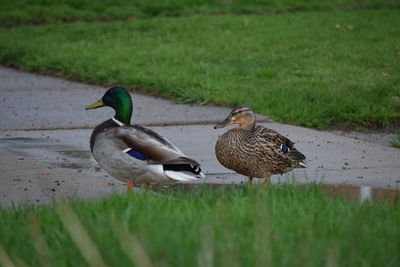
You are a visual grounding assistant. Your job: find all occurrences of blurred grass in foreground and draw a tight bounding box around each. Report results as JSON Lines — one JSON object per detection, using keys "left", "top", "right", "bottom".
{"left": 0, "top": 185, "right": 399, "bottom": 266}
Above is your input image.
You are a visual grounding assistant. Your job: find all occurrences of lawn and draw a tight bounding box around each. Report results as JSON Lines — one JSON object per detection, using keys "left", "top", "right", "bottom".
{"left": 0, "top": 185, "right": 399, "bottom": 267}
{"left": 0, "top": 10, "right": 399, "bottom": 128}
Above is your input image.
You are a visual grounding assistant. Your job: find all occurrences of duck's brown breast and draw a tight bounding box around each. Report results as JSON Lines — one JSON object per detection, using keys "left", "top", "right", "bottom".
{"left": 215, "top": 128, "right": 294, "bottom": 177}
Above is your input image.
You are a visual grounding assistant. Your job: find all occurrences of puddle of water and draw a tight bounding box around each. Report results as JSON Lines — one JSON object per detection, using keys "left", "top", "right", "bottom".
{"left": 0, "top": 137, "right": 46, "bottom": 143}
{"left": 57, "top": 149, "right": 92, "bottom": 159}
{"left": 0, "top": 136, "right": 112, "bottom": 181}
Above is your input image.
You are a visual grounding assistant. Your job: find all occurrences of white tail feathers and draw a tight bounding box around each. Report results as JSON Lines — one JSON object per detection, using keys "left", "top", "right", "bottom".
{"left": 299, "top": 162, "right": 308, "bottom": 168}
{"left": 197, "top": 172, "right": 206, "bottom": 179}
{"left": 164, "top": 171, "right": 202, "bottom": 182}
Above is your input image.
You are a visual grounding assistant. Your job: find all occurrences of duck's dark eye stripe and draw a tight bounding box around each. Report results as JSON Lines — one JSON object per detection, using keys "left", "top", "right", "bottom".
{"left": 235, "top": 109, "right": 248, "bottom": 114}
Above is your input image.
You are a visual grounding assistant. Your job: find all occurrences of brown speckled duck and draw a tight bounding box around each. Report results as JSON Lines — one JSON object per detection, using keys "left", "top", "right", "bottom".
{"left": 214, "top": 105, "right": 306, "bottom": 187}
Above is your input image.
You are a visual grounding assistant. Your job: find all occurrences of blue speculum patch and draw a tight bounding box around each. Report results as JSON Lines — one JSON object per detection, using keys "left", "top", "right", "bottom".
{"left": 126, "top": 149, "right": 148, "bottom": 160}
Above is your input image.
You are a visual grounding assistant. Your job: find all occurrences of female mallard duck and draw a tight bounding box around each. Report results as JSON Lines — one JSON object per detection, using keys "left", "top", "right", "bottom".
{"left": 214, "top": 105, "right": 306, "bottom": 187}
{"left": 85, "top": 87, "right": 205, "bottom": 190}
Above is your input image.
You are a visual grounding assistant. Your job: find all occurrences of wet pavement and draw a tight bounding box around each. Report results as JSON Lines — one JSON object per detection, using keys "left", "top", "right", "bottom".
{"left": 1, "top": 66, "right": 399, "bottom": 207}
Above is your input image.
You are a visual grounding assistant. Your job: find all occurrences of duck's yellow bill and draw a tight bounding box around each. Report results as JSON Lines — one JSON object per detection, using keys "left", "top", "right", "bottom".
{"left": 85, "top": 99, "right": 105, "bottom": 110}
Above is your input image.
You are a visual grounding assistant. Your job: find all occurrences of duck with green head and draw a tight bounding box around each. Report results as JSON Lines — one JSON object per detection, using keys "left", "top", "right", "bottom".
{"left": 86, "top": 87, "right": 205, "bottom": 190}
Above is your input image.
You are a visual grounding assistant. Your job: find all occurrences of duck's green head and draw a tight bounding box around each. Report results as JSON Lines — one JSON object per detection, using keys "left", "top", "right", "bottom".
{"left": 85, "top": 87, "right": 133, "bottom": 125}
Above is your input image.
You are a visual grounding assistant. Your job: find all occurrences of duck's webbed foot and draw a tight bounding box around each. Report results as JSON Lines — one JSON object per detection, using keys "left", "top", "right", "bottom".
{"left": 248, "top": 177, "right": 254, "bottom": 185}
{"left": 264, "top": 174, "right": 271, "bottom": 188}
{"left": 127, "top": 180, "right": 134, "bottom": 192}
{"left": 145, "top": 183, "right": 151, "bottom": 192}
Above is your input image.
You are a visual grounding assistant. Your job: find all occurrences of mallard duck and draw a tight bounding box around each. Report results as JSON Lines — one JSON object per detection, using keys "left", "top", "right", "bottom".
{"left": 214, "top": 105, "right": 306, "bottom": 187}
{"left": 85, "top": 87, "right": 205, "bottom": 191}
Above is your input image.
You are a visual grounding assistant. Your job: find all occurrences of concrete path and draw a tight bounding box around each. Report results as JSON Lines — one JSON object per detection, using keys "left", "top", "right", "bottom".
{"left": 1, "top": 66, "right": 399, "bottom": 207}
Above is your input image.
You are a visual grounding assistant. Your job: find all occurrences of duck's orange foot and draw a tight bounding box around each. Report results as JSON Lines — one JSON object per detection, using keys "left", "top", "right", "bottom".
{"left": 127, "top": 181, "right": 134, "bottom": 192}
{"left": 264, "top": 174, "right": 271, "bottom": 188}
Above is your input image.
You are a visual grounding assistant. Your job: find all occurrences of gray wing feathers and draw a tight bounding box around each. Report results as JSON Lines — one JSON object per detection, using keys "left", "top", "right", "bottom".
{"left": 115, "top": 126, "right": 186, "bottom": 161}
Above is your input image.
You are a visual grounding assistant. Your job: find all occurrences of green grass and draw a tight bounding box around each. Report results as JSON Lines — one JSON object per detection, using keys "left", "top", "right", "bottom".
{"left": 1, "top": 0, "right": 399, "bottom": 27}
{"left": 0, "top": 185, "right": 399, "bottom": 267}
{"left": 1, "top": 10, "right": 399, "bottom": 128}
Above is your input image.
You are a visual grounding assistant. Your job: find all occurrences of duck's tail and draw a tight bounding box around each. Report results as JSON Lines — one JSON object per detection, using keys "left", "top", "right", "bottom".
{"left": 287, "top": 147, "right": 306, "bottom": 161}
{"left": 164, "top": 170, "right": 205, "bottom": 181}
{"left": 298, "top": 161, "right": 308, "bottom": 168}
{"left": 162, "top": 157, "right": 205, "bottom": 182}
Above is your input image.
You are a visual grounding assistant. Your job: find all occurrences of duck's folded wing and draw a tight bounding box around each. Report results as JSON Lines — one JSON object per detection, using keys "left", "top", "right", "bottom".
{"left": 256, "top": 126, "right": 306, "bottom": 161}
{"left": 114, "top": 126, "right": 185, "bottom": 162}
{"left": 113, "top": 126, "right": 204, "bottom": 179}
{"left": 256, "top": 126, "right": 295, "bottom": 148}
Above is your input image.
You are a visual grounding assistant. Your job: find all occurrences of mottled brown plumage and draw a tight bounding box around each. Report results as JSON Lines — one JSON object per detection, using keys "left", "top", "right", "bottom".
{"left": 214, "top": 106, "right": 306, "bottom": 186}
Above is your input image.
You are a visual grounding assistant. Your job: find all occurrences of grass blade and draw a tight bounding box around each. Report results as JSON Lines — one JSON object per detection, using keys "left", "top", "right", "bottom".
{"left": 0, "top": 245, "right": 16, "bottom": 267}
{"left": 112, "top": 220, "right": 154, "bottom": 267}
{"left": 27, "top": 213, "right": 53, "bottom": 267}
{"left": 197, "top": 223, "right": 214, "bottom": 267}
{"left": 56, "top": 204, "right": 107, "bottom": 267}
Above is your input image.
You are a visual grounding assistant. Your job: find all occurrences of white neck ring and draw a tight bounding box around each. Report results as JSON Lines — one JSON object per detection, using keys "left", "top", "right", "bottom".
{"left": 112, "top": 117, "right": 124, "bottom": 126}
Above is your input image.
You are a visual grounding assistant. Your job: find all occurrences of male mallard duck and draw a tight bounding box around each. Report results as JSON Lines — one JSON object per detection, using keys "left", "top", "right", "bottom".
{"left": 85, "top": 87, "right": 205, "bottom": 190}
{"left": 214, "top": 105, "right": 306, "bottom": 187}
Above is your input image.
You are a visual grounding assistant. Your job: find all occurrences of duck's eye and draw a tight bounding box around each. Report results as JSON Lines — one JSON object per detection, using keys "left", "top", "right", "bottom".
{"left": 105, "top": 91, "right": 115, "bottom": 98}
